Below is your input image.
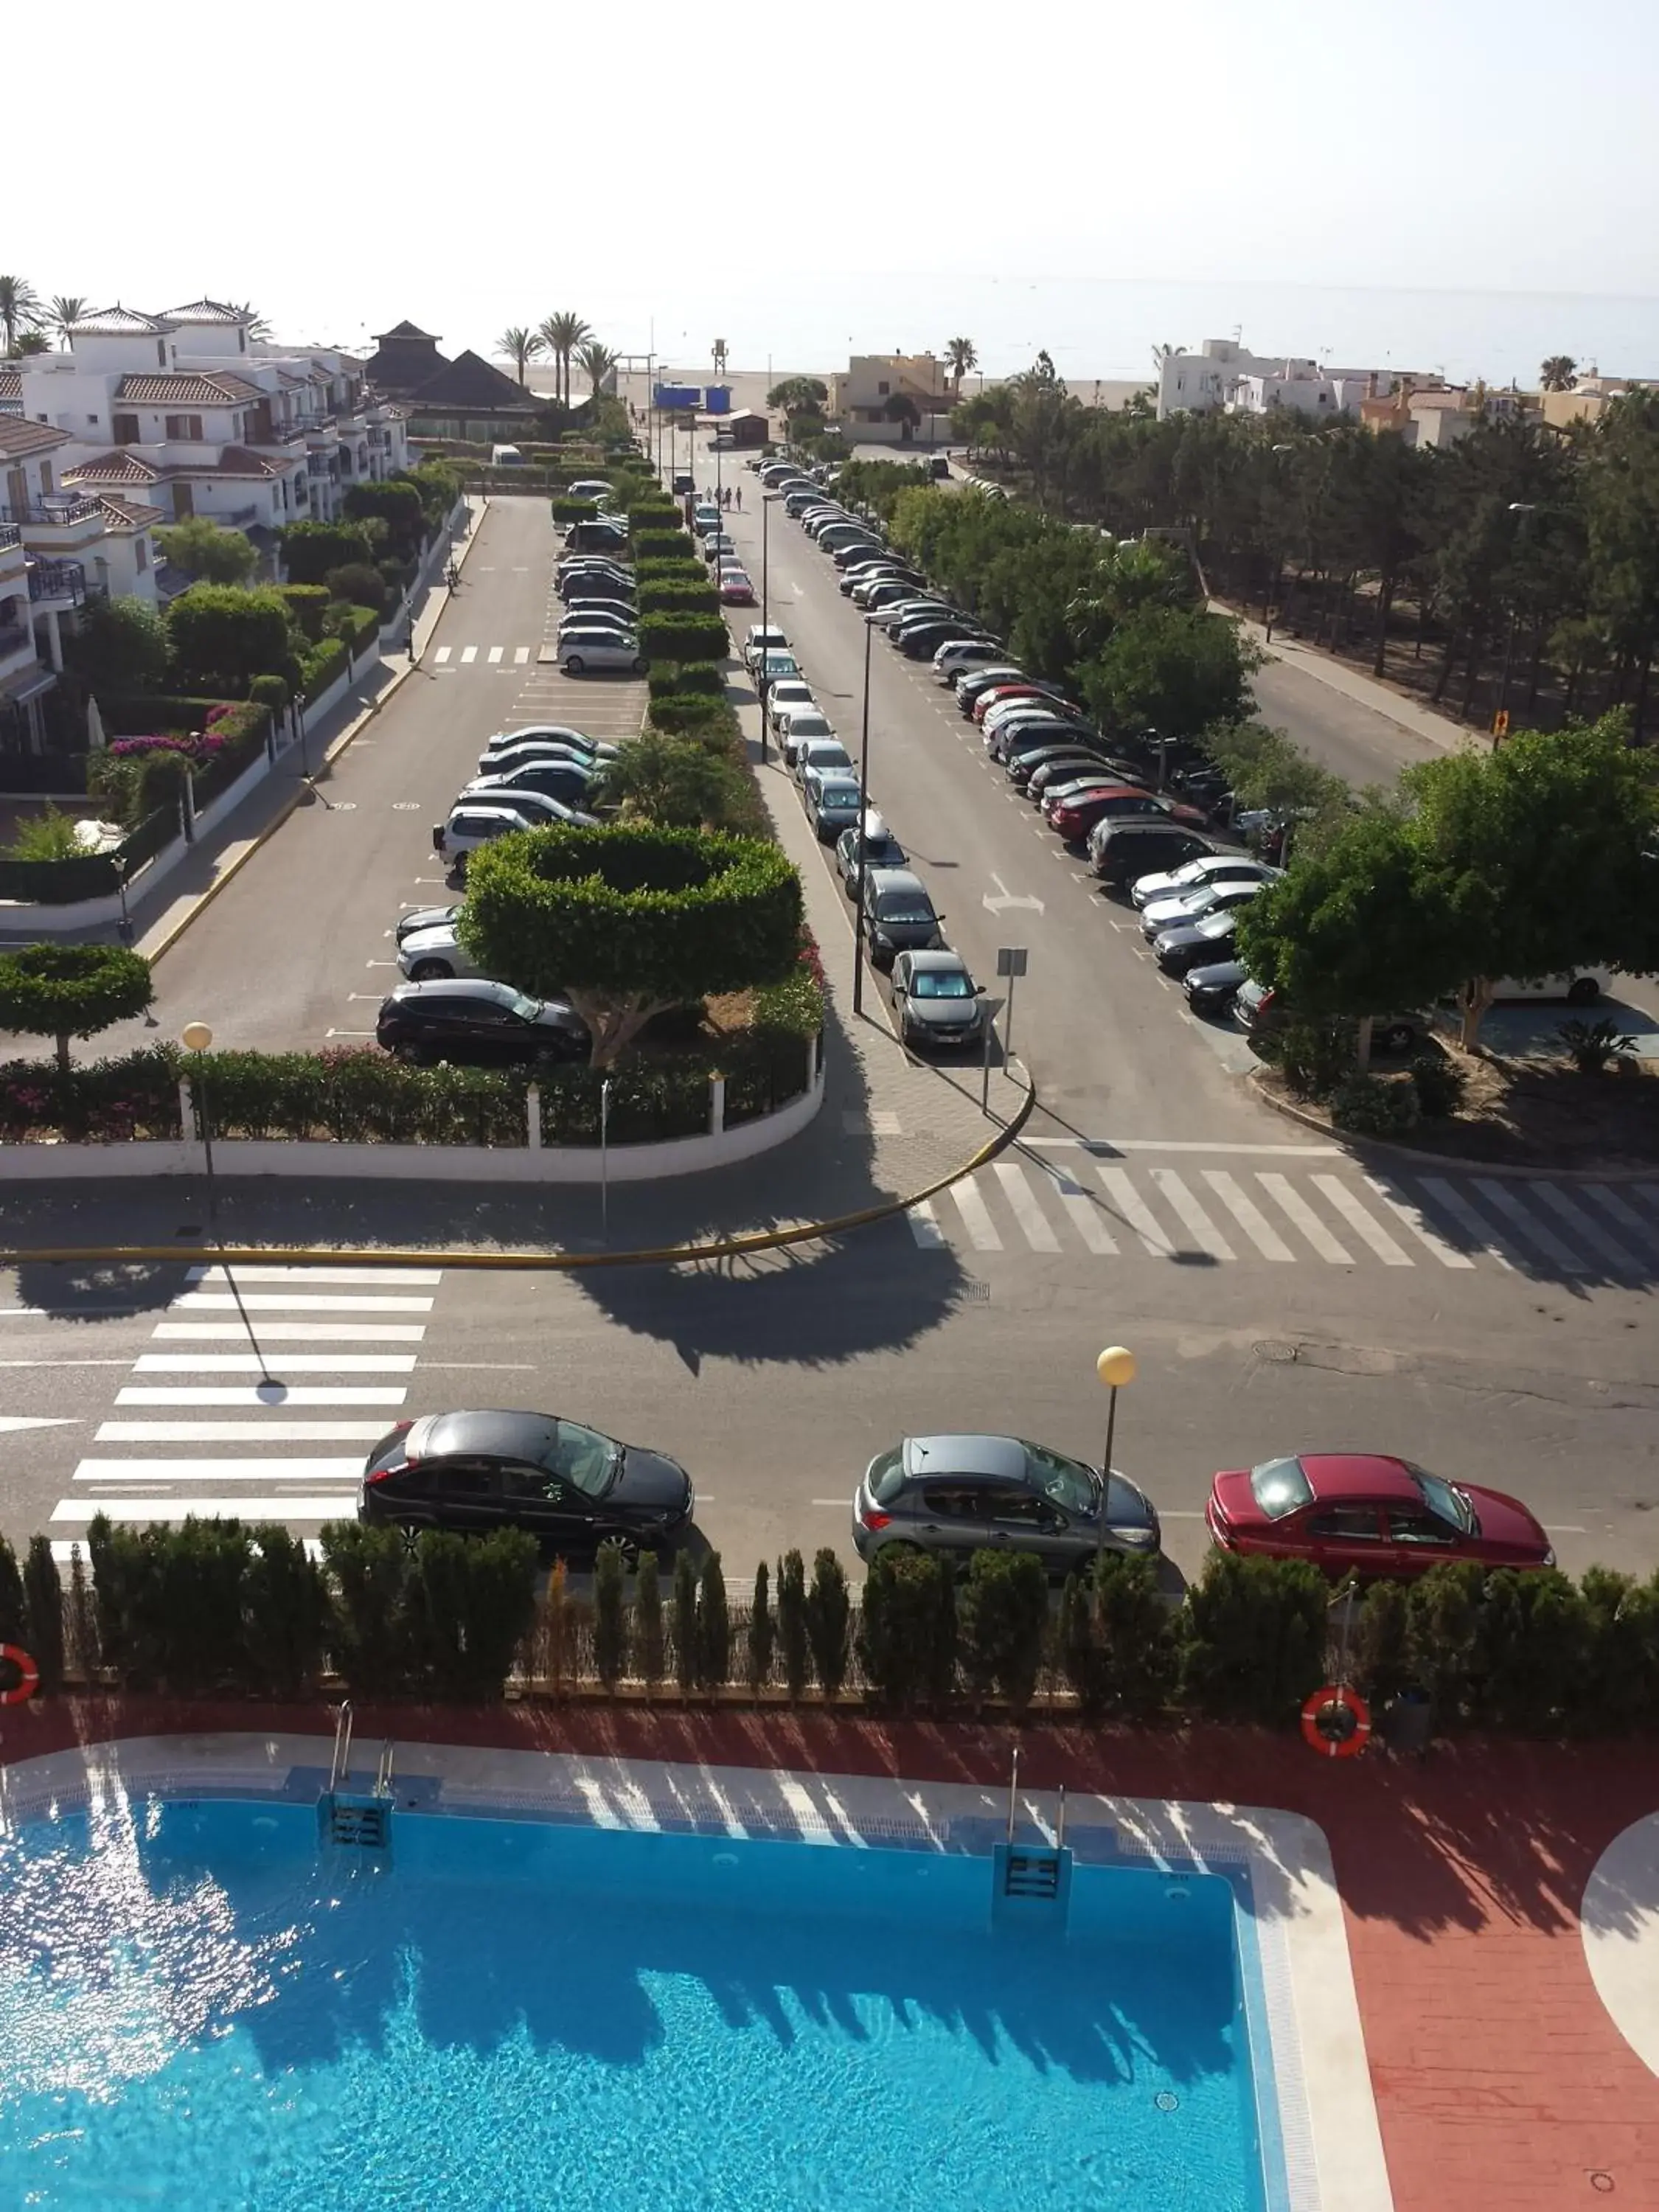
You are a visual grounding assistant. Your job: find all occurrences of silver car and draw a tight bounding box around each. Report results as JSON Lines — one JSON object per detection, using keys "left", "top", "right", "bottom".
{"left": 851, "top": 1434, "right": 1161, "bottom": 1573}
{"left": 397, "top": 923, "right": 484, "bottom": 984}
{"left": 1138, "top": 876, "right": 1272, "bottom": 939}
{"left": 561, "top": 634, "right": 646, "bottom": 676}
{"left": 890, "top": 948, "right": 986, "bottom": 1051}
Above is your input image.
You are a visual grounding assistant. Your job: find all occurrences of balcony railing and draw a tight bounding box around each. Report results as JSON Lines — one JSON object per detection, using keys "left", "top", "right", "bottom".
{"left": 0, "top": 522, "right": 20, "bottom": 550}
{"left": 3, "top": 497, "right": 101, "bottom": 529}
{"left": 27, "top": 557, "right": 86, "bottom": 605}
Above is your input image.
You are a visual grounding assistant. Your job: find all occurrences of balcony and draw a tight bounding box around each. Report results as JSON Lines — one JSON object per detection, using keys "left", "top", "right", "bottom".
{"left": 0, "top": 522, "right": 21, "bottom": 551}
{"left": 27, "top": 557, "right": 87, "bottom": 609}
{"left": 0, "top": 616, "right": 35, "bottom": 672}
{"left": 6, "top": 497, "right": 107, "bottom": 554}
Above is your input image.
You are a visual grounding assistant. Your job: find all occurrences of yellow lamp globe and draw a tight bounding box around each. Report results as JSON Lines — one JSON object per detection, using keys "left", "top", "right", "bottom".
{"left": 1096, "top": 1346, "right": 1137, "bottom": 1390}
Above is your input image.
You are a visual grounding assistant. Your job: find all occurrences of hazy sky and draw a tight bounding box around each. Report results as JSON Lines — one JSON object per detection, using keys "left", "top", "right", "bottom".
{"left": 10, "top": 0, "right": 1658, "bottom": 380}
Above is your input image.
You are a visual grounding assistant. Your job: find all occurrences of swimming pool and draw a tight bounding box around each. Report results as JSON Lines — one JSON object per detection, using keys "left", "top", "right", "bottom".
{"left": 0, "top": 1784, "right": 1276, "bottom": 2212}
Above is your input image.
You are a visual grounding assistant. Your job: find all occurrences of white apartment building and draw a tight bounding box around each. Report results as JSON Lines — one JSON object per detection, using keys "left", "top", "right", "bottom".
{"left": 1155, "top": 338, "right": 1402, "bottom": 422}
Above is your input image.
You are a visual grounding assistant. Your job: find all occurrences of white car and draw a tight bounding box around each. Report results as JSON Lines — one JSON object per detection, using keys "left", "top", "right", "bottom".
{"left": 766, "top": 681, "right": 817, "bottom": 734}
{"left": 397, "top": 923, "right": 484, "bottom": 984}
{"left": 568, "top": 479, "right": 613, "bottom": 502}
{"left": 1492, "top": 969, "right": 1613, "bottom": 1004}
{"left": 1130, "top": 854, "right": 1273, "bottom": 910}
{"left": 744, "top": 624, "right": 789, "bottom": 670}
{"left": 792, "top": 736, "right": 855, "bottom": 786}
{"left": 779, "top": 709, "right": 837, "bottom": 765}
{"left": 562, "top": 635, "right": 647, "bottom": 675}
{"left": 432, "top": 804, "right": 535, "bottom": 869}
{"left": 934, "top": 639, "right": 1006, "bottom": 684}
{"left": 455, "top": 786, "right": 598, "bottom": 833}
{"left": 478, "top": 739, "right": 615, "bottom": 777}
{"left": 557, "top": 612, "right": 636, "bottom": 643}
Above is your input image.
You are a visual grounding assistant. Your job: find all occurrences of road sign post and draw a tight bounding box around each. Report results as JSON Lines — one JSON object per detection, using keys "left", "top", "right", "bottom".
{"left": 978, "top": 995, "right": 1005, "bottom": 1116}
{"left": 995, "top": 946, "right": 1029, "bottom": 1056}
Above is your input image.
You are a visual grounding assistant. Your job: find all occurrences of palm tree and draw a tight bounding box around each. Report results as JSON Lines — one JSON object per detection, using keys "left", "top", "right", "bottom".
{"left": 538, "top": 313, "right": 592, "bottom": 409}
{"left": 0, "top": 276, "right": 42, "bottom": 357}
{"left": 944, "top": 335, "right": 978, "bottom": 397}
{"left": 47, "top": 296, "right": 88, "bottom": 347}
{"left": 498, "top": 325, "right": 546, "bottom": 386}
{"left": 576, "top": 338, "right": 619, "bottom": 403}
{"left": 1539, "top": 355, "right": 1578, "bottom": 393}
{"left": 230, "top": 302, "right": 273, "bottom": 341}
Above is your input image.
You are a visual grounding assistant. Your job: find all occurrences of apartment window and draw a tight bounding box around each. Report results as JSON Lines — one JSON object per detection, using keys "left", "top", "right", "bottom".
{"left": 164, "top": 414, "right": 204, "bottom": 440}
{"left": 136, "top": 538, "right": 149, "bottom": 571}
{"left": 39, "top": 463, "right": 53, "bottom": 495}
{"left": 86, "top": 414, "right": 100, "bottom": 428}
{"left": 113, "top": 414, "right": 140, "bottom": 445}
{"left": 157, "top": 341, "right": 167, "bottom": 367}
{"left": 877, "top": 380, "right": 890, "bottom": 396}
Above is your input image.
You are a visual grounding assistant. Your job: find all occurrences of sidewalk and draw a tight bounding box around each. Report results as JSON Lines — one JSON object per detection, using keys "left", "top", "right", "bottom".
{"left": 1222, "top": 604, "right": 1481, "bottom": 757}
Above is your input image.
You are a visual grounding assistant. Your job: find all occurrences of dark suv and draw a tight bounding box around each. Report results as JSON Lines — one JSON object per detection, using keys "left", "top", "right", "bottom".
{"left": 375, "top": 979, "right": 588, "bottom": 1067}
{"left": 1234, "top": 980, "right": 1427, "bottom": 1057}
{"left": 852, "top": 1433, "right": 1161, "bottom": 1575}
{"left": 860, "top": 867, "right": 945, "bottom": 970}
{"left": 1088, "top": 820, "right": 1214, "bottom": 893}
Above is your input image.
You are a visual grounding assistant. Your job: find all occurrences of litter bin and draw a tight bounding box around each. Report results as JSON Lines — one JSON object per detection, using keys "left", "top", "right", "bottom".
{"left": 1382, "top": 1686, "right": 1433, "bottom": 1758}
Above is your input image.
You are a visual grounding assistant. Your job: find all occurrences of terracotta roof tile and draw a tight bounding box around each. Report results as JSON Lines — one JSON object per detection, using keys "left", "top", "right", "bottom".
{"left": 63, "top": 451, "right": 163, "bottom": 486}
{"left": 0, "top": 417, "right": 71, "bottom": 459}
{"left": 70, "top": 305, "right": 175, "bottom": 336}
{"left": 95, "top": 494, "right": 167, "bottom": 532}
{"left": 0, "top": 369, "right": 20, "bottom": 401}
{"left": 115, "top": 372, "right": 267, "bottom": 406}
{"left": 161, "top": 299, "right": 248, "bottom": 325}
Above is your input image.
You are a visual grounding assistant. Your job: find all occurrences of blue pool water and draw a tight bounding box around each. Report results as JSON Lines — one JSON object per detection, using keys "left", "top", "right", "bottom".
{"left": 0, "top": 1797, "right": 1269, "bottom": 2211}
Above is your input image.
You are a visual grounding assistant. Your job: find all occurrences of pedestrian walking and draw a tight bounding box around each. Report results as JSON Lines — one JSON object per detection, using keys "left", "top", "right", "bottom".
{"left": 734, "top": 486, "right": 742, "bottom": 512}
{"left": 406, "top": 626, "right": 417, "bottom": 665}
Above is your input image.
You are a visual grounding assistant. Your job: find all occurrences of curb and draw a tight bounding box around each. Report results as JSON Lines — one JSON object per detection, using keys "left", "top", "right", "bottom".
{"left": 0, "top": 1068, "right": 1038, "bottom": 1273}
{"left": 1248, "top": 1065, "right": 1659, "bottom": 1184}
{"left": 147, "top": 504, "right": 482, "bottom": 966}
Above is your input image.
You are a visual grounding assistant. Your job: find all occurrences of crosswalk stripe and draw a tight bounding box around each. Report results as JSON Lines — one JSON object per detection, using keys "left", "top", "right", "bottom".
{"left": 131, "top": 1353, "right": 418, "bottom": 1374}
{"left": 1632, "top": 1186, "right": 1659, "bottom": 1226}
{"left": 435, "top": 645, "right": 451, "bottom": 664}
{"left": 115, "top": 1386, "right": 408, "bottom": 1406}
{"left": 51, "top": 1498, "right": 355, "bottom": 1524}
{"left": 948, "top": 1180, "right": 1004, "bottom": 1251}
{"left": 1584, "top": 1183, "right": 1659, "bottom": 1248}
{"left": 514, "top": 646, "right": 531, "bottom": 664}
{"left": 1200, "top": 1172, "right": 1295, "bottom": 1262}
{"left": 187, "top": 1265, "right": 443, "bottom": 1284}
{"left": 1417, "top": 1177, "right": 1517, "bottom": 1268}
{"left": 487, "top": 645, "right": 504, "bottom": 664}
{"left": 993, "top": 1164, "right": 1060, "bottom": 1251}
{"left": 460, "top": 646, "right": 478, "bottom": 664}
{"left": 906, "top": 1200, "right": 947, "bottom": 1249}
{"left": 1256, "top": 1174, "right": 1352, "bottom": 1264}
{"left": 1312, "top": 1176, "right": 1413, "bottom": 1266}
{"left": 150, "top": 1323, "right": 428, "bottom": 1343}
{"left": 1096, "top": 1166, "right": 1173, "bottom": 1256}
{"left": 1471, "top": 1177, "right": 1587, "bottom": 1273}
{"left": 97, "top": 1421, "right": 391, "bottom": 1441}
{"left": 1530, "top": 1183, "right": 1644, "bottom": 1275}
{"left": 173, "top": 1293, "right": 434, "bottom": 1312}
{"left": 74, "top": 1459, "right": 362, "bottom": 1483}
{"left": 1363, "top": 1177, "right": 1475, "bottom": 1267}
{"left": 1047, "top": 1171, "right": 1119, "bottom": 1254}
{"left": 1150, "top": 1169, "right": 1235, "bottom": 1260}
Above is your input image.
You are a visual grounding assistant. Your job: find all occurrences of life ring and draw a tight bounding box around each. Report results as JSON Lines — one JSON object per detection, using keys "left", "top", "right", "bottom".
{"left": 1301, "top": 1684, "right": 1370, "bottom": 1758}
{"left": 0, "top": 1646, "right": 38, "bottom": 1705}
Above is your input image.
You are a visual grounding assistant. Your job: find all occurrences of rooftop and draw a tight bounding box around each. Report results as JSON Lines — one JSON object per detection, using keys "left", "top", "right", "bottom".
{"left": 69, "top": 305, "right": 177, "bottom": 337}
{"left": 0, "top": 417, "right": 70, "bottom": 459}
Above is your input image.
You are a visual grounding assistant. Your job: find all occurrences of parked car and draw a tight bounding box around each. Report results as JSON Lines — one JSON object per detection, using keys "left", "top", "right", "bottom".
{"left": 477, "top": 740, "right": 612, "bottom": 779}
{"left": 1140, "top": 877, "right": 1273, "bottom": 938}
{"left": 556, "top": 613, "right": 636, "bottom": 647}
{"left": 1490, "top": 969, "right": 1611, "bottom": 1004}
{"left": 462, "top": 759, "right": 593, "bottom": 808}
{"left": 1233, "top": 980, "right": 1429, "bottom": 1057}
{"left": 480, "top": 725, "right": 613, "bottom": 762}
{"left": 835, "top": 810, "right": 907, "bottom": 891}
{"left": 1205, "top": 1452, "right": 1553, "bottom": 1579}
{"left": 360, "top": 1408, "right": 693, "bottom": 1559}
{"left": 765, "top": 680, "right": 818, "bottom": 734}
{"left": 431, "top": 804, "right": 535, "bottom": 871}
{"left": 1131, "top": 852, "right": 1279, "bottom": 911}
{"left": 757, "top": 650, "right": 801, "bottom": 698}
{"left": 397, "top": 922, "right": 484, "bottom": 983}
{"left": 1089, "top": 821, "right": 1214, "bottom": 892}
{"left": 1183, "top": 959, "right": 1249, "bottom": 1018}
{"left": 805, "top": 771, "right": 866, "bottom": 842}
{"left": 1153, "top": 909, "right": 1245, "bottom": 975}
{"left": 375, "top": 978, "right": 588, "bottom": 1067}
{"left": 852, "top": 1433, "right": 1161, "bottom": 1573}
{"left": 860, "top": 868, "right": 946, "bottom": 970}
{"left": 934, "top": 639, "right": 1009, "bottom": 683}
{"left": 395, "top": 902, "right": 461, "bottom": 945}
{"left": 792, "top": 737, "right": 855, "bottom": 785}
{"left": 1049, "top": 785, "right": 1208, "bottom": 841}
{"left": 891, "top": 948, "right": 986, "bottom": 1051}
{"left": 554, "top": 597, "right": 636, "bottom": 631}
{"left": 453, "top": 787, "right": 596, "bottom": 835}
{"left": 562, "top": 635, "right": 647, "bottom": 675}
{"left": 568, "top": 479, "right": 614, "bottom": 503}
{"left": 743, "top": 624, "right": 789, "bottom": 670}
{"left": 1018, "top": 747, "right": 1136, "bottom": 795}
{"left": 896, "top": 618, "right": 995, "bottom": 661}
{"left": 719, "top": 571, "right": 757, "bottom": 605}
{"left": 954, "top": 665, "right": 1027, "bottom": 709}
{"left": 779, "top": 710, "right": 838, "bottom": 765}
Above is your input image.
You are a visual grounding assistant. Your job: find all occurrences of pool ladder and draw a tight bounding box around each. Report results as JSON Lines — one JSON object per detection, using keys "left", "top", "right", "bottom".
{"left": 319, "top": 1704, "right": 396, "bottom": 1852}
{"left": 994, "top": 1750, "right": 1071, "bottom": 1917}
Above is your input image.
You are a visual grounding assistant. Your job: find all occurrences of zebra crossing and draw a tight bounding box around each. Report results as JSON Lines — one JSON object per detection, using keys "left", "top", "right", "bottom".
{"left": 432, "top": 644, "right": 535, "bottom": 667}
{"left": 47, "top": 1263, "right": 444, "bottom": 1557}
{"left": 907, "top": 1154, "right": 1659, "bottom": 1278}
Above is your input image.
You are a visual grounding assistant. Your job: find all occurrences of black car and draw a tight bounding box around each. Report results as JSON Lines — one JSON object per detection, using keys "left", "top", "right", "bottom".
{"left": 1152, "top": 911, "right": 1242, "bottom": 975}
{"left": 1234, "top": 979, "right": 1428, "bottom": 1057}
{"left": 955, "top": 666, "right": 1027, "bottom": 711}
{"left": 894, "top": 619, "right": 989, "bottom": 659}
{"left": 851, "top": 1433, "right": 1161, "bottom": 1574}
{"left": 835, "top": 813, "right": 907, "bottom": 891}
{"left": 361, "top": 1408, "right": 694, "bottom": 1559}
{"left": 375, "top": 978, "right": 588, "bottom": 1067}
{"left": 1183, "top": 959, "right": 1249, "bottom": 1017}
{"left": 860, "top": 867, "right": 946, "bottom": 970}
{"left": 1088, "top": 820, "right": 1214, "bottom": 893}
{"left": 466, "top": 760, "right": 594, "bottom": 807}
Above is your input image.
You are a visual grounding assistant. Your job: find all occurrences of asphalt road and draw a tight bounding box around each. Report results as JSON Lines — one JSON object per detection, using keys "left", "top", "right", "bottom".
{"left": 3, "top": 448, "right": 1656, "bottom": 1592}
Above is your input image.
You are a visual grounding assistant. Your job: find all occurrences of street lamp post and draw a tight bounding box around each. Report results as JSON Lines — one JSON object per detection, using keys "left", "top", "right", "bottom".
{"left": 1497, "top": 501, "right": 1539, "bottom": 723}
{"left": 182, "top": 1020, "right": 218, "bottom": 1225}
{"left": 759, "top": 493, "right": 772, "bottom": 762}
{"left": 1094, "top": 1346, "right": 1138, "bottom": 1578}
{"left": 852, "top": 613, "right": 874, "bottom": 1014}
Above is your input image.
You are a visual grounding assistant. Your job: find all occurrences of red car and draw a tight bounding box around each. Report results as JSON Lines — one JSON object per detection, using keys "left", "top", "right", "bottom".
{"left": 1047, "top": 785, "right": 1209, "bottom": 839}
{"left": 719, "top": 572, "right": 757, "bottom": 605}
{"left": 1206, "top": 1453, "right": 1554, "bottom": 1579}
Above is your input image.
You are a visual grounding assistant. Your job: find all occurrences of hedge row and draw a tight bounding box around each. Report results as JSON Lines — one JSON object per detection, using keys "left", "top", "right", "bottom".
{"left": 0, "top": 1038, "right": 813, "bottom": 1147}
{"left": 15, "top": 1530, "right": 1658, "bottom": 1734}
{"left": 639, "top": 612, "right": 730, "bottom": 665}
{"left": 638, "top": 582, "right": 720, "bottom": 619}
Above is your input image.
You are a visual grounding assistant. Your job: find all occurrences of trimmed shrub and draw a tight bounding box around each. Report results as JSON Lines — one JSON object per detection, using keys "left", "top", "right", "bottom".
{"left": 243, "top": 1525, "right": 329, "bottom": 1698}
{"left": 696, "top": 1551, "right": 731, "bottom": 1690}
{"left": 325, "top": 561, "right": 391, "bottom": 611}
{"left": 167, "top": 584, "right": 296, "bottom": 698}
{"left": 1179, "top": 1551, "right": 1329, "bottom": 1724}
{"left": 648, "top": 659, "right": 725, "bottom": 700}
{"left": 633, "top": 1552, "right": 664, "bottom": 1692}
{"left": 0, "top": 944, "right": 154, "bottom": 1074}
{"left": 647, "top": 693, "right": 733, "bottom": 738}
{"left": 1350, "top": 1576, "right": 1412, "bottom": 1707}
{"left": 746, "top": 1559, "right": 775, "bottom": 1691}
{"left": 957, "top": 1548, "right": 1047, "bottom": 1712}
{"left": 633, "top": 529, "right": 693, "bottom": 563}
{"left": 804, "top": 1548, "right": 851, "bottom": 1698}
{"left": 1330, "top": 1071, "right": 1421, "bottom": 1137}
{"left": 22, "top": 1536, "right": 63, "bottom": 1695}
{"left": 552, "top": 499, "right": 599, "bottom": 525}
{"left": 408, "top": 1527, "right": 538, "bottom": 1700}
{"left": 344, "top": 479, "right": 426, "bottom": 560}
{"left": 276, "top": 582, "right": 331, "bottom": 642}
{"left": 857, "top": 1548, "right": 956, "bottom": 1707}
{"left": 249, "top": 672, "right": 290, "bottom": 714}
{"left": 1578, "top": 1568, "right": 1659, "bottom": 1733}
{"left": 280, "top": 519, "right": 378, "bottom": 585}
{"left": 639, "top": 583, "right": 720, "bottom": 619}
{"left": 776, "top": 1549, "right": 809, "bottom": 1699}
{"left": 1408, "top": 1051, "right": 1467, "bottom": 1117}
{"left": 299, "top": 639, "right": 349, "bottom": 704}
{"left": 0, "top": 1537, "right": 24, "bottom": 1644}
{"left": 593, "top": 1540, "right": 626, "bottom": 1688}
{"left": 1058, "top": 1551, "right": 1178, "bottom": 1718}
{"left": 1477, "top": 1568, "right": 1589, "bottom": 1734}
{"left": 672, "top": 1551, "right": 699, "bottom": 1692}
{"left": 639, "top": 613, "right": 730, "bottom": 666}
{"left": 321, "top": 1521, "right": 413, "bottom": 1697}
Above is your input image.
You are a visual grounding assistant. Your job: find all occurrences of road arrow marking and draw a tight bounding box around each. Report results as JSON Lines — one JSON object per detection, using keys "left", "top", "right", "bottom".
{"left": 0, "top": 1416, "right": 81, "bottom": 1434}
{"left": 982, "top": 872, "right": 1045, "bottom": 917}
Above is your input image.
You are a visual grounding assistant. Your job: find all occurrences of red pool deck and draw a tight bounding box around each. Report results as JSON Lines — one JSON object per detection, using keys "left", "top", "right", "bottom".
{"left": 7, "top": 1695, "right": 1658, "bottom": 2210}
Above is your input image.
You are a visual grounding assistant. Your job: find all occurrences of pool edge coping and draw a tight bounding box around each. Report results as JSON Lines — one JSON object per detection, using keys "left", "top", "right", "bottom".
{"left": 0, "top": 1731, "right": 1394, "bottom": 2212}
